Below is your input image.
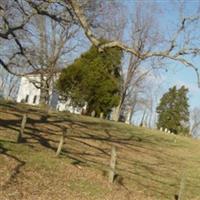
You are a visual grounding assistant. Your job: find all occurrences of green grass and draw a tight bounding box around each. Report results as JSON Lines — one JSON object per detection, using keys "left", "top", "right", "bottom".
{"left": 0, "top": 100, "right": 200, "bottom": 200}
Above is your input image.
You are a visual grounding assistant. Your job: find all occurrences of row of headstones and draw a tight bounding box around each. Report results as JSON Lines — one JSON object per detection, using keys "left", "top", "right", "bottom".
{"left": 91, "top": 110, "right": 104, "bottom": 118}
{"left": 159, "top": 127, "right": 174, "bottom": 135}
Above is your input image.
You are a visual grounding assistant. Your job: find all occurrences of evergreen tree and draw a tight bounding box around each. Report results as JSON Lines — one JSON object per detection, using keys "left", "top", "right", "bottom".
{"left": 156, "top": 86, "right": 190, "bottom": 135}
{"left": 56, "top": 44, "right": 122, "bottom": 117}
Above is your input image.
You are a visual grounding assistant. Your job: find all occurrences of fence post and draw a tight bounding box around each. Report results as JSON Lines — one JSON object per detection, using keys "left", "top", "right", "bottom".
{"left": 109, "top": 145, "right": 117, "bottom": 183}
{"left": 178, "top": 171, "right": 186, "bottom": 200}
{"left": 56, "top": 127, "right": 67, "bottom": 156}
{"left": 17, "top": 113, "right": 27, "bottom": 143}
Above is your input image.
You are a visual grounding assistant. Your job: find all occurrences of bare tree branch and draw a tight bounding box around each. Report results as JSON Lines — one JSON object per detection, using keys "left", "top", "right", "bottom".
{"left": 68, "top": 0, "right": 200, "bottom": 86}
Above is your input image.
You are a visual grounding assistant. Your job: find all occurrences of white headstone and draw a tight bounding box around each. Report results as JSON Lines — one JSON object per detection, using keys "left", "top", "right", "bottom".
{"left": 91, "top": 110, "right": 95, "bottom": 117}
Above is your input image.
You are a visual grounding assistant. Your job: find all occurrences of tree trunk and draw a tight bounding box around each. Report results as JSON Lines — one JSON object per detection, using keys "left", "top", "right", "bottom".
{"left": 111, "top": 94, "right": 126, "bottom": 122}
{"left": 125, "top": 107, "right": 132, "bottom": 124}
{"left": 140, "top": 110, "right": 146, "bottom": 127}
{"left": 148, "top": 112, "right": 153, "bottom": 128}
{"left": 144, "top": 114, "right": 148, "bottom": 128}
{"left": 129, "top": 108, "right": 135, "bottom": 125}
{"left": 40, "top": 88, "right": 47, "bottom": 105}
{"left": 39, "top": 76, "right": 51, "bottom": 105}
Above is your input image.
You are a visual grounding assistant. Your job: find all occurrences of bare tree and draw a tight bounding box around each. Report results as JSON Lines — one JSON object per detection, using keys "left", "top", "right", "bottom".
{"left": 69, "top": 0, "right": 200, "bottom": 84}
{"left": 0, "top": 0, "right": 75, "bottom": 75}
{"left": 111, "top": 1, "right": 164, "bottom": 121}
{"left": 137, "top": 81, "right": 162, "bottom": 128}
{"left": 121, "top": 69, "right": 164, "bottom": 127}
{"left": 24, "top": 14, "right": 79, "bottom": 105}
{"left": 1, "top": 1, "right": 200, "bottom": 76}
{"left": 128, "top": 81, "right": 154, "bottom": 127}
{"left": 0, "top": 0, "right": 33, "bottom": 74}
{"left": 84, "top": 0, "right": 127, "bottom": 41}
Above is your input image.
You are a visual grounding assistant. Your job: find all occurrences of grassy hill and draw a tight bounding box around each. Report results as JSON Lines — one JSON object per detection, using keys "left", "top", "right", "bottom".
{"left": 0, "top": 101, "right": 200, "bottom": 200}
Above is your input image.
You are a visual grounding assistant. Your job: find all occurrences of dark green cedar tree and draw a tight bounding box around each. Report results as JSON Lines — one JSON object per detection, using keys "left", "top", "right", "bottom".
{"left": 56, "top": 44, "right": 122, "bottom": 117}
{"left": 156, "top": 86, "right": 189, "bottom": 135}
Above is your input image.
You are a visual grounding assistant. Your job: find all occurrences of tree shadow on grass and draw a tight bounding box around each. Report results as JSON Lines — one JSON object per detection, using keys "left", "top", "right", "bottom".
{"left": 0, "top": 114, "right": 182, "bottom": 199}
{"left": 0, "top": 141, "right": 26, "bottom": 188}
{"left": 0, "top": 105, "right": 197, "bottom": 200}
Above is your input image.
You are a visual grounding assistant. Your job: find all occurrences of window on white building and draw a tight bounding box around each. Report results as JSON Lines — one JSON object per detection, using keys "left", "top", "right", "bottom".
{"left": 25, "top": 95, "right": 29, "bottom": 103}
{"left": 33, "top": 95, "right": 37, "bottom": 104}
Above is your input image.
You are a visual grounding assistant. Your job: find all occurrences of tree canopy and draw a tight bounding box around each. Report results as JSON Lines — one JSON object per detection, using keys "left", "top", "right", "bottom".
{"left": 57, "top": 45, "right": 122, "bottom": 117}
{"left": 156, "top": 86, "right": 190, "bottom": 135}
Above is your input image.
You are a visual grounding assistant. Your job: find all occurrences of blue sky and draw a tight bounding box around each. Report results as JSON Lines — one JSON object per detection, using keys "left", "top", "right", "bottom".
{"left": 162, "top": 64, "right": 200, "bottom": 109}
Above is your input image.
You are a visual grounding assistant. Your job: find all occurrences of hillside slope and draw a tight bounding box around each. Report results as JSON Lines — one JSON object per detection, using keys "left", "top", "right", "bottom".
{"left": 0, "top": 101, "right": 200, "bottom": 200}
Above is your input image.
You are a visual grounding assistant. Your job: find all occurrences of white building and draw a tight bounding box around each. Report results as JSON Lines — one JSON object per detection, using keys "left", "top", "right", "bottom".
{"left": 16, "top": 71, "right": 85, "bottom": 114}
{"left": 17, "top": 74, "right": 41, "bottom": 105}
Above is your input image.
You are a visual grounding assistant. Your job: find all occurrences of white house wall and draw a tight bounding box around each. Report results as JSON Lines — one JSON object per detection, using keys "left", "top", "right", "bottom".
{"left": 16, "top": 75, "right": 84, "bottom": 115}
{"left": 16, "top": 76, "right": 40, "bottom": 105}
